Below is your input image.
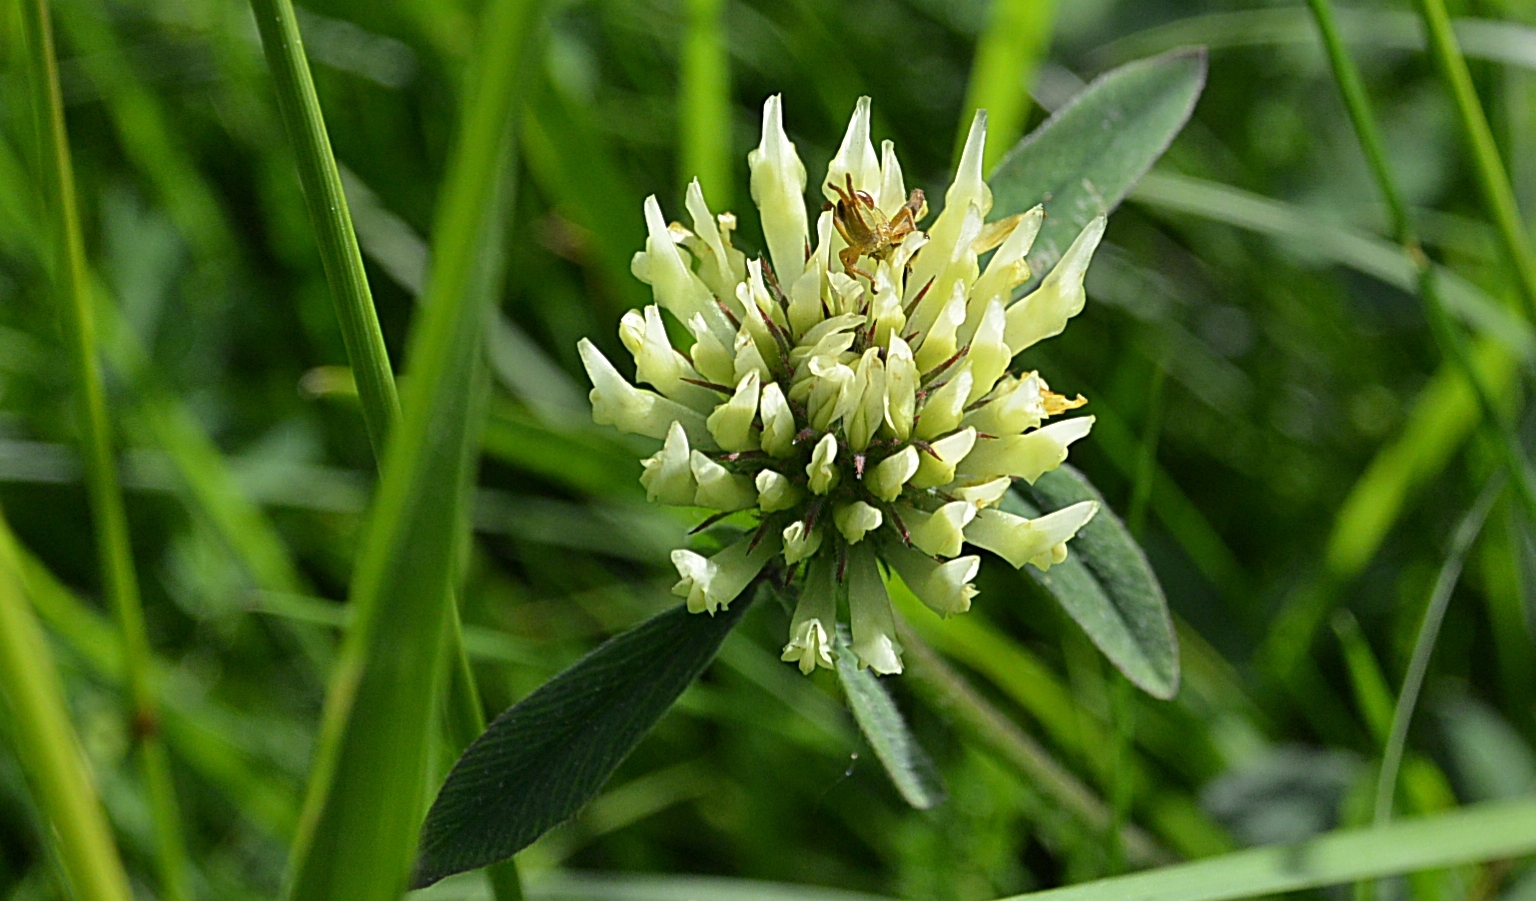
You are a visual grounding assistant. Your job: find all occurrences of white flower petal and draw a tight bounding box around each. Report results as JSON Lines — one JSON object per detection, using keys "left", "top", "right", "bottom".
{"left": 957, "top": 416, "right": 1094, "bottom": 483}
{"left": 579, "top": 338, "right": 714, "bottom": 447}
{"left": 690, "top": 450, "right": 757, "bottom": 511}
{"left": 884, "top": 543, "right": 979, "bottom": 618}
{"left": 755, "top": 469, "right": 802, "bottom": 512}
{"left": 807, "top": 433, "right": 840, "bottom": 495}
{"left": 848, "top": 546, "right": 903, "bottom": 674}
{"left": 706, "top": 371, "right": 762, "bottom": 451}
{"left": 901, "top": 500, "right": 977, "bottom": 558}
{"left": 866, "top": 445, "right": 919, "bottom": 501}
{"left": 782, "top": 555, "right": 837, "bottom": 674}
{"left": 748, "top": 95, "right": 809, "bottom": 289}
{"left": 1004, "top": 216, "right": 1105, "bottom": 354}
{"left": 910, "top": 426, "right": 976, "bottom": 490}
{"left": 964, "top": 501, "right": 1099, "bottom": 571}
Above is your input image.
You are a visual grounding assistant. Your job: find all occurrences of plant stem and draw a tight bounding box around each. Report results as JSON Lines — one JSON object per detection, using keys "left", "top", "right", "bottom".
{"left": 1374, "top": 475, "right": 1503, "bottom": 826}
{"left": 1413, "top": 0, "right": 1536, "bottom": 326}
{"left": 245, "top": 0, "right": 400, "bottom": 458}
{"left": 896, "top": 619, "right": 1171, "bottom": 867}
{"left": 19, "top": 2, "right": 190, "bottom": 898}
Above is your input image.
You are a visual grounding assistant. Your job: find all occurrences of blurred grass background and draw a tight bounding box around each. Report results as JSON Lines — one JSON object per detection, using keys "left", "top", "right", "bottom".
{"left": 1, "top": 0, "right": 1535, "bottom": 898}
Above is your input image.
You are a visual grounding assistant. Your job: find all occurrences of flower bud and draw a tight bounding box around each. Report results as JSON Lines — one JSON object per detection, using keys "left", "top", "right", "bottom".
{"left": 690, "top": 451, "right": 756, "bottom": 511}
{"left": 823, "top": 96, "right": 881, "bottom": 201}
{"left": 782, "top": 521, "right": 823, "bottom": 565}
{"left": 884, "top": 336, "right": 917, "bottom": 440}
{"left": 633, "top": 195, "right": 733, "bottom": 341}
{"left": 707, "top": 371, "right": 762, "bottom": 452}
{"left": 911, "top": 427, "right": 975, "bottom": 489}
{"left": 834, "top": 501, "right": 884, "bottom": 544}
{"left": 902, "top": 500, "right": 977, "bottom": 558}
{"left": 755, "top": 469, "right": 802, "bottom": 512}
{"left": 807, "top": 433, "right": 840, "bottom": 494}
{"left": 748, "top": 95, "right": 810, "bottom": 290}
{"left": 759, "top": 382, "right": 796, "bottom": 457}
{"left": 640, "top": 421, "right": 697, "bottom": 505}
{"left": 866, "top": 445, "right": 919, "bottom": 501}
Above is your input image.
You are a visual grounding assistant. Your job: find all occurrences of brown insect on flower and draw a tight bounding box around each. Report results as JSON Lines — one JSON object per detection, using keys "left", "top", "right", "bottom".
{"left": 826, "top": 172, "right": 926, "bottom": 278}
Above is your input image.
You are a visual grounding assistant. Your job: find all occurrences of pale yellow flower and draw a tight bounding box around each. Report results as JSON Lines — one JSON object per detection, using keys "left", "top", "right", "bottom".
{"left": 580, "top": 96, "right": 1105, "bottom": 675}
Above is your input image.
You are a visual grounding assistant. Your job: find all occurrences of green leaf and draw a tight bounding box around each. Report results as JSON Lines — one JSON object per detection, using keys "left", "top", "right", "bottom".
{"left": 988, "top": 47, "right": 1207, "bottom": 279}
{"left": 833, "top": 629, "right": 945, "bottom": 810}
{"left": 414, "top": 596, "right": 753, "bottom": 887}
{"left": 1005, "top": 465, "right": 1179, "bottom": 700}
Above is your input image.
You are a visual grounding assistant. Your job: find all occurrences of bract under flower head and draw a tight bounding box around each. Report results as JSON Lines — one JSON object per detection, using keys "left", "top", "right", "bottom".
{"left": 580, "top": 96, "right": 1107, "bottom": 675}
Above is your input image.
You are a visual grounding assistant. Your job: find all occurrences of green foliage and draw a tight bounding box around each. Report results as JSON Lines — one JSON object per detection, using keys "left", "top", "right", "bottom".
{"left": 417, "top": 595, "right": 752, "bottom": 886}
{"left": 0, "top": 0, "right": 1534, "bottom": 899}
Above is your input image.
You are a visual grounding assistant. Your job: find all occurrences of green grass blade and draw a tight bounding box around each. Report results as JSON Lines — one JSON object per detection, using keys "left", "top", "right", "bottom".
{"left": 246, "top": 0, "right": 400, "bottom": 458}
{"left": 994, "top": 796, "right": 1536, "bottom": 901}
{"left": 1414, "top": 0, "right": 1536, "bottom": 325}
{"left": 0, "top": 506, "right": 134, "bottom": 901}
{"left": 18, "top": 3, "right": 190, "bottom": 898}
{"left": 679, "top": 0, "right": 731, "bottom": 206}
{"left": 1130, "top": 172, "right": 1535, "bottom": 358}
{"left": 1375, "top": 476, "right": 1503, "bottom": 826}
{"left": 281, "top": 0, "right": 542, "bottom": 897}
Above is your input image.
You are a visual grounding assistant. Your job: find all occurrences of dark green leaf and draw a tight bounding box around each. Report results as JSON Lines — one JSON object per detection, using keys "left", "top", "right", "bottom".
{"left": 414, "top": 597, "right": 752, "bottom": 887}
{"left": 833, "top": 629, "right": 945, "bottom": 810}
{"left": 1005, "top": 465, "right": 1180, "bottom": 699}
{"left": 988, "top": 47, "right": 1207, "bottom": 281}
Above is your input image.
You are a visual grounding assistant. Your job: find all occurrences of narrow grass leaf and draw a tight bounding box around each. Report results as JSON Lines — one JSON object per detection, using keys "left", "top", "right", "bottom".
{"left": 282, "top": 0, "right": 541, "bottom": 897}
{"left": 989, "top": 48, "right": 1206, "bottom": 279}
{"left": 1006, "top": 465, "right": 1179, "bottom": 699}
{"left": 959, "top": 0, "right": 1058, "bottom": 170}
{"left": 415, "top": 598, "right": 753, "bottom": 887}
{"left": 833, "top": 629, "right": 945, "bottom": 809}
{"left": 0, "top": 507, "right": 134, "bottom": 901}
{"left": 994, "top": 796, "right": 1536, "bottom": 901}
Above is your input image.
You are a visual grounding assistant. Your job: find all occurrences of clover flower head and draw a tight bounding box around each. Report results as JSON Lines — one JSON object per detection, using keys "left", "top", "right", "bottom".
{"left": 579, "top": 96, "right": 1106, "bottom": 675}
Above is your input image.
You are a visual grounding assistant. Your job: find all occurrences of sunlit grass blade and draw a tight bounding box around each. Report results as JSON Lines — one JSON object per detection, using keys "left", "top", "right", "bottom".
{"left": 281, "top": 0, "right": 543, "bottom": 898}
{"left": 2, "top": 512, "right": 304, "bottom": 840}
{"left": 995, "top": 796, "right": 1536, "bottom": 901}
{"left": 17, "top": 2, "right": 189, "bottom": 898}
{"left": 0, "top": 506, "right": 133, "bottom": 901}
{"left": 958, "top": 0, "right": 1058, "bottom": 170}
{"left": 679, "top": 0, "right": 731, "bottom": 206}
